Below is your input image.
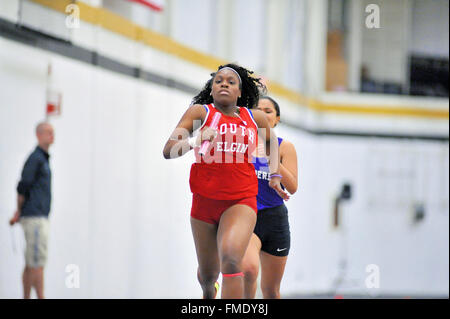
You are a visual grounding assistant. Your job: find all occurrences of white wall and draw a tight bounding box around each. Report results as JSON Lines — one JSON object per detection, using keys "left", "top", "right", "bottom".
{"left": 277, "top": 125, "right": 449, "bottom": 296}
{"left": 18, "top": 0, "right": 71, "bottom": 41}
{"left": 170, "top": 0, "right": 216, "bottom": 54}
{"left": 231, "top": 0, "right": 266, "bottom": 71}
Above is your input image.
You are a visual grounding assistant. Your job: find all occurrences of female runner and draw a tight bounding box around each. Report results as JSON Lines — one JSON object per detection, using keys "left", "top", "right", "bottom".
{"left": 163, "top": 64, "right": 289, "bottom": 298}
{"left": 242, "top": 96, "right": 298, "bottom": 299}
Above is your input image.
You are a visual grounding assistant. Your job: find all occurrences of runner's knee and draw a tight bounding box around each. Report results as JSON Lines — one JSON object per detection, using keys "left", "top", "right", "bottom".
{"left": 243, "top": 261, "right": 259, "bottom": 283}
{"left": 197, "top": 268, "right": 219, "bottom": 286}
{"left": 220, "top": 253, "right": 241, "bottom": 275}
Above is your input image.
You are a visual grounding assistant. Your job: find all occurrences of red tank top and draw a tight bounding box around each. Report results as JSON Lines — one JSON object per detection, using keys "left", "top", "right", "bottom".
{"left": 189, "top": 104, "right": 258, "bottom": 200}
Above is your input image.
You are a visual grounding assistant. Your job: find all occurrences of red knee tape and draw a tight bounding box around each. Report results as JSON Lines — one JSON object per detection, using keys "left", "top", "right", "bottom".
{"left": 222, "top": 272, "right": 244, "bottom": 278}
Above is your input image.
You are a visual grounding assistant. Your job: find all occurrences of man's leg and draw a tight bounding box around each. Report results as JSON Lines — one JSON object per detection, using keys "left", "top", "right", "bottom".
{"left": 22, "top": 267, "right": 32, "bottom": 299}
{"left": 32, "top": 267, "right": 45, "bottom": 299}
{"left": 34, "top": 218, "right": 49, "bottom": 299}
{"left": 20, "top": 218, "right": 34, "bottom": 299}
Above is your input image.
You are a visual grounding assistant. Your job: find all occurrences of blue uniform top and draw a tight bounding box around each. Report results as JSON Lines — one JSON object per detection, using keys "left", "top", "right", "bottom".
{"left": 253, "top": 137, "right": 284, "bottom": 210}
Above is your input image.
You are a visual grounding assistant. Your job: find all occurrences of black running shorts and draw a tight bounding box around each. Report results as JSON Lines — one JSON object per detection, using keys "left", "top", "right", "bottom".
{"left": 254, "top": 204, "right": 291, "bottom": 257}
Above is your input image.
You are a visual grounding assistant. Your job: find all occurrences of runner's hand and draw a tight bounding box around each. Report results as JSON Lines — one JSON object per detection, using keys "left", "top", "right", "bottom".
{"left": 199, "top": 126, "right": 218, "bottom": 144}
{"left": 269, "top": 177, "right": 290, "bottom": 201}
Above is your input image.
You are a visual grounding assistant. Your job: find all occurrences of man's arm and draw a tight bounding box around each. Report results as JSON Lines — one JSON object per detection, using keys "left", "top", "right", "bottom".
{"left": 17, "top": 194, "right": 25, "bottom": 211}
{"left": 10, "top": 194, "right": 25, "bottom": 225}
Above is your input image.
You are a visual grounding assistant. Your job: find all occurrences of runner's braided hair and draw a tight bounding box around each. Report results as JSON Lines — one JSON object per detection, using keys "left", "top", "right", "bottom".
{"left": 191, "top": 63, "right": 266, "bottom": 109}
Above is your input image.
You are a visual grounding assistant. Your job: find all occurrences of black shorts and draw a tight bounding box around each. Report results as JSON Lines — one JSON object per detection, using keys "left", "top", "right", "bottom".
{"left": 254, "top": 204, "right": 290, "bottom": 257}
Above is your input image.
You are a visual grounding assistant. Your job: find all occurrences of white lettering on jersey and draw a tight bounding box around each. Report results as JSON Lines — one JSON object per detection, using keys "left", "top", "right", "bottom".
{"left": 219, "top": 123, "right": 227, "bottom": 135}
{"left": 210, "top": 119, "right": 255, "bottom": 156}
{"left": 255, "top": 170, "right": 270, "bottom": 181}
{"left": 239, "top": 144, "right": 249, "bottom": 153}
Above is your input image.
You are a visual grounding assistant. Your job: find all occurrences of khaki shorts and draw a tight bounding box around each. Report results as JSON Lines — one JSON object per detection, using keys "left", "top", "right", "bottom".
{"left": 20, "top": 217, "right": 49, "bottom": 268}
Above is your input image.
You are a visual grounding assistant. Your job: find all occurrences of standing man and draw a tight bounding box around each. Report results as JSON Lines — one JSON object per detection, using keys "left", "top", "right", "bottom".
{"left": 9, "top": 122, "right": 54, "bottom": 299}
